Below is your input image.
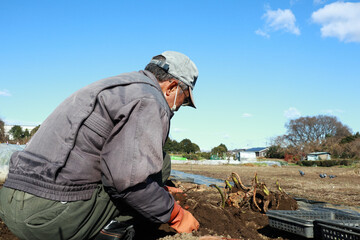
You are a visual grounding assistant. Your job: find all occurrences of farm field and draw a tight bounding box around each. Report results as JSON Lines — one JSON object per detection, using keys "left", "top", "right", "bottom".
{"left": 172, "top": 163, "right": 360, "bottom": 208}
{"left": 1, "top": 163, "right": 359, "bottom": 240}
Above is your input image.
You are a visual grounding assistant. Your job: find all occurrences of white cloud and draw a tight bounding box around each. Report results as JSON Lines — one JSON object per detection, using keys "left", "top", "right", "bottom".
{"left": 312, "top": 2, "right": 360, "bottom": 42}
{"left": 242, "top": 113, "right": 253, "bottom": 118}
{"left": 321, "top": 109, "right": 344, "bottom": 115}
{"left": 172, "top": 128, "right": 186, "bottom": 133}
{"left": 255, "top": 29, "right": 270, "bottom": 38}
{"left": 222, "top": 134, "right": 230, "bottom": 140}
{"left": 284, "top": 107, "right": 301, "bottom": 119}
{"left": 257, "top": 8, "right": 300, "bottom": 37}
{"left": 290, "top": 0, "right": 300, "bottom": 6}
{"left": 314, "top": 0, "right": 327, "bottom": 5}
{"left": 0, "top": 90, "right": 11, "bottom": 97}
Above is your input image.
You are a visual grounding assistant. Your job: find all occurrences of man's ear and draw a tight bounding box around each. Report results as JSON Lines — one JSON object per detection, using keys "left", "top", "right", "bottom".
{"left": 165, "top": 80, "right": 179, "bottom": 96}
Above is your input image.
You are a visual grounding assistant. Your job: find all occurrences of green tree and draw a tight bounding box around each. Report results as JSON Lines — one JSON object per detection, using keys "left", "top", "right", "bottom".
{"left": 0, "top": 118, "right": 5, "bottom": 142}
{"left": 30, "top": 125, "right": 40, "bottom": 136}
{"left": 9, "top": 125, "right": 24, "bottom": 140}
{"left": 340, "top": 132, "right": 360, "bottom": 144}
{"left": 211, "top": 143, "right": 228, "bottom": 158}
{"left": 199, "top": 152, "right": 211, "bottom": 159}
{"left": 179, "top": 138, "right": 199, "bottom": 153}
{"left": 164, "top": 138, "right": 200, "bottom": 154}
{"left": 266, "top": 145, "right": 285, "bottom": 159}
{"left": 164, "top": 138, "right": 182, "bottom": 153}
{"left": 218, "top": 143, "right": 228, "bottom": 152}
{"left": 164, "top": 138, "right": 176, "bottom": 153}
{"left": 192, "top": 142, "right": 200, "bottom": 153}
{"left": 24, "top": 129, "right": 30, "bottom": 138}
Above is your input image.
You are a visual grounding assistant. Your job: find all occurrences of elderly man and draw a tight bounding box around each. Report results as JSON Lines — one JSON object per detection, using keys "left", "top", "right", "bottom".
{"left": 0, "top": 51, "right": 199, "bottom": 240}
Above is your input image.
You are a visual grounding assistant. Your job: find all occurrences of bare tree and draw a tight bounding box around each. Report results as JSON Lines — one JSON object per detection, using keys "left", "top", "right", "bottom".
{"left": 270, "top": 135, "right": 288, "bottom": 148}
{"left": 270, "top": 116, "right": 357, "bottom": 159}
{"left": 285, "top": 115, "right": 351, "bottom": 147}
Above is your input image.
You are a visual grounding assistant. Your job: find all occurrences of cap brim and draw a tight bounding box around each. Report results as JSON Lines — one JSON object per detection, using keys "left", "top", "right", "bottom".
{"left": 188, "top": 87, "right": 196, "bottom": 108}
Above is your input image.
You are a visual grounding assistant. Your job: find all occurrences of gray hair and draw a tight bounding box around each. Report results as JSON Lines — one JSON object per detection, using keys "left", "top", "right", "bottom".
{"left": 145, "top": 55, "right": 189, "bottom": 92}
{"left": 145, "top": 55, "right": 177, "bottom": 82}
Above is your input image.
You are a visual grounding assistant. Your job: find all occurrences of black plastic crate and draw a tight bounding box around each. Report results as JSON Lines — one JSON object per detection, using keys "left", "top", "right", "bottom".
{"left": 315, "top": 219, "right": 360, "bottom": 240}
{"left": 267, "top": 210, "right": 360, "bottom": 239}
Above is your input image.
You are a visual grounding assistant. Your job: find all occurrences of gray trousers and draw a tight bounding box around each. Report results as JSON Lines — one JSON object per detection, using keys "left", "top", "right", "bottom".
{"left": 0, "top": 153, "right": 171, "bottom": 240}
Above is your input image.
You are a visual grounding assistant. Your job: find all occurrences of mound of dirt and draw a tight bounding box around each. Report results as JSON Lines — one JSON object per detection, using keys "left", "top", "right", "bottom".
{"left": 134, "top": 179, "right": 301, "bottom": 240}
{"left": 167, "top": 182, "right": 299, "bottom": 240}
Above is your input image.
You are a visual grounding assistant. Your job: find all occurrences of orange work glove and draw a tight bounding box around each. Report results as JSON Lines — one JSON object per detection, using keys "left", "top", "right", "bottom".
{"left": 168, "top": 202, "right": 199, "bottom": 233}
{"left": 164, "top": 186, "right": 183, "bottom": 194}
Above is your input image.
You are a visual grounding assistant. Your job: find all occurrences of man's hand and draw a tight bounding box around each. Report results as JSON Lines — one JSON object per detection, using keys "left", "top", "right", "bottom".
{"left": 164, "top": 186, "right": 183, "bottom": 194}
{"left": 168, "top": 202, "right": 199, "bottom": 233}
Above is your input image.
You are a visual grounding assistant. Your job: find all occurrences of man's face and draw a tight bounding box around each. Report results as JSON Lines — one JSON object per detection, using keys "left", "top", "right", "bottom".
{"left": 160, "top": 80, "right": 190, "bottom": 112}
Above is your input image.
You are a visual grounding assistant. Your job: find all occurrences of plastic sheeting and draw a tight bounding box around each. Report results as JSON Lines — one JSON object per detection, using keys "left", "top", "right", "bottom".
{"left": 0, "top": 143, "right": 25, "bottom": 181}
{"left": 171, "top": 170, "right": 224, "bottom": 186}
{"left": 171, "top": 159, "right": 282, "bottom": 166}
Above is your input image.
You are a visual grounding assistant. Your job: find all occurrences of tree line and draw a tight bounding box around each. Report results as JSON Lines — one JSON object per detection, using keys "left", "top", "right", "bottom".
{"left": 164, "top": 138, "right": 230, "bottom": 160}
{"left": 3, "top": 115, "right": 358, "bottom": 161}
{"left": 0, "top": 119, "right": 40, "bottom": 144}
{"left": 1, "top": 119, "right": 230, "bottom": 159}
{"left": 267, "top": 115, "right": 360, "bottom": 161}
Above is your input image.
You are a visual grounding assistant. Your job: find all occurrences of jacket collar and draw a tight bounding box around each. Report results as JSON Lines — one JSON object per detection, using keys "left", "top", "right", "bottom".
{"left": 140, "top": 70, "right": 174, "bottom": 119}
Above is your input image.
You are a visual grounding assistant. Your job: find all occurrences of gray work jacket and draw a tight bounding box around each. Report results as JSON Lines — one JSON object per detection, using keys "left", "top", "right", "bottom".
{"left": 5, "top": 70, "right": 175, "bottom": 223}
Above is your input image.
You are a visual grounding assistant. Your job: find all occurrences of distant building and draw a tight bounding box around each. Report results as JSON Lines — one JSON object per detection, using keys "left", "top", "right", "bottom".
{"left": 236, "top": 151, "right": 256, "bottom": 161}
{"left": 230, "top": 148, "right": 247, "bottom": 161}
{"left": 4, "top": 125, "right": 37, "bottom": 140}
{"left": 245, "top": 147, "right": 269, "bottom": 157}
{"left": 307, "top": 152, "right": 331, "bottom": 161}
{"left": 233, "top": 147, "right": 269, "bottom": 161}
{"left": 231, "top": 148, "right": 246, "bottom": 153}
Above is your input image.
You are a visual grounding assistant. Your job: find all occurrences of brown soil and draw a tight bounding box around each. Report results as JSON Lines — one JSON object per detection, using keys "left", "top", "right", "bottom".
{"left": 133, "top": 179, "right": 302, "bottom": 240}
{"left": 172, "top": 164, "right": 360, "bottom": 207}
{"left": 0, "top": 220, "right": 17, "bottom": 240}
{"left": 1, "top": 164, "right": 359, "bottom": 240}
{"left": 167, "top": 182, "right": 302, "bottom": 240}
{"left": 0, "top": 184, "right": 18, "bottom": 240}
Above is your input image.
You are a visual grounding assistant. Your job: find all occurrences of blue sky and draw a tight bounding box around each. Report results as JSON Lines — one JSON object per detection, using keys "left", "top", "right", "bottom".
{"left": 1, "top": 0, "right": 360, "bottom": 151}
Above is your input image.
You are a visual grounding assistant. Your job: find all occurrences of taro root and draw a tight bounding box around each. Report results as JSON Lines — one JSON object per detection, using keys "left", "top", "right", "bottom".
{"left": 211, "top": 172, "right": 298, "bottom": 213}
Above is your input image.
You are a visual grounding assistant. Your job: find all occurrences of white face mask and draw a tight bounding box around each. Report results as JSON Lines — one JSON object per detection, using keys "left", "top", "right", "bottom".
{"left": 170, "top": 85, "right": 179, "bottom": 112}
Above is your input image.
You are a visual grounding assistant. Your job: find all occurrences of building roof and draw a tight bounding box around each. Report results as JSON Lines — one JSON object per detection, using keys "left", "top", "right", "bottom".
{"left": 231, "top": 148, "right": 247, "bottom": 152}
{"left": 308, "top": 152, "right": 331, "bottom": 155}
{"left": 245, "top": 147, "right": 268, "bottom": 152}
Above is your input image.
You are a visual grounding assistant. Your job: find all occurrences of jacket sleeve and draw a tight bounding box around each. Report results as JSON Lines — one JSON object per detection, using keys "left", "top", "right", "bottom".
{"left": 100, "top": 96, "right": 172, "bottom": 221}
{"left": 106, "top": 176, "right": 175, "bottom": 223}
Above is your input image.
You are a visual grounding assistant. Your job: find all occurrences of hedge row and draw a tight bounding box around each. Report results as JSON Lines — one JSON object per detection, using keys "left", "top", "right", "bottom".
{"left": 181, "top": 153, "right": 201, "bottom": 160}
{"left": 298, "top": 159, "right": 357, "bottom": 167}
{"left": 181, "top": 152, "right": 212, "bottom": 160}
